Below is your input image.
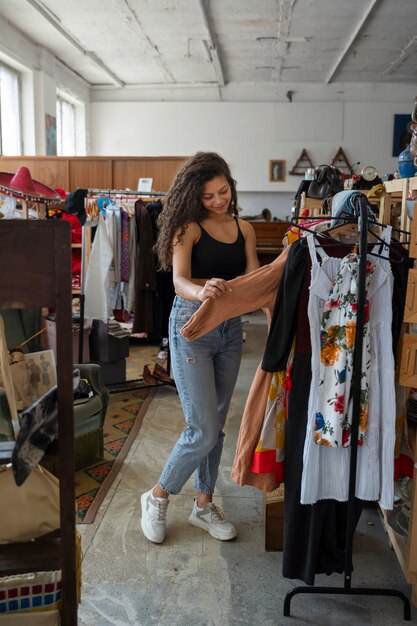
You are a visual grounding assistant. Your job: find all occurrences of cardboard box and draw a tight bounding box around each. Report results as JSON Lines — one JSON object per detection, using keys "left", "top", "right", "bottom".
{"left": 44, "top": 318, "right": 90, "bottom": 363}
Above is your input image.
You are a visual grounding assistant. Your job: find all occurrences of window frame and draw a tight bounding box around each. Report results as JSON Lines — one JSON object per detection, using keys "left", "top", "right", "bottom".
{"left": 0, "top": 61, "right": 23, "bottom": 156}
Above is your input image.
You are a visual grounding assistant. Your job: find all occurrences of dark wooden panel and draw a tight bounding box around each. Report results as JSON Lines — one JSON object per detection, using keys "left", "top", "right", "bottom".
{"left": 249, "top": 221, "right": 290, "bottom": 265}
{"left": 249, "top": 221, "right": 291, "bottom": 245}
{"left": 0, "top": 220, "right": 77, "bottom": 625}
{"left": 0, "top": 221, "right": 71, "bottom": 308}
{"left": 0, "top": 536, "right": 61, "bottom": 574}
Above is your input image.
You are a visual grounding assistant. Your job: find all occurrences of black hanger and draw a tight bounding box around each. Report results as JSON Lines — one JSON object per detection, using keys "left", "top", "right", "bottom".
{"left": 292, "top": 214, "right": 408, "bottom": 264}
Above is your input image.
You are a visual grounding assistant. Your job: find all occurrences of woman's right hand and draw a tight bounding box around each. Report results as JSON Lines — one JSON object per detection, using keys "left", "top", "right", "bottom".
{"left": 198, "top": 277, "right": 231, "bottom": 301}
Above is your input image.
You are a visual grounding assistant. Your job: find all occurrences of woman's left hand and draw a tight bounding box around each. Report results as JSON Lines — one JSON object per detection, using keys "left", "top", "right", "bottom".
{"left": 201, "top": 277, "right": 231, "bottom": 301}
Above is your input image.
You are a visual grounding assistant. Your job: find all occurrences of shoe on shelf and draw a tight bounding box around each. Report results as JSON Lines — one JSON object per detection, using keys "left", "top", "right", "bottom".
{"left": 142, "top": 364, "right": 158, "bottom": 385}
{"left": 189, "top": 500, "right": 237, "bottom": 541}
{"left": 153, "top": 362, "right": 174, "bottom": 383}
{"left": 141, "top": 488, "right": 169, "bottom": 543}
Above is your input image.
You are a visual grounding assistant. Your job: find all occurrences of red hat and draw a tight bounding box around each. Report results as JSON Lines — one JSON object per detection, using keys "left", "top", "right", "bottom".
{"left": 0, "top": 166, "right": 61, "bottom": 203}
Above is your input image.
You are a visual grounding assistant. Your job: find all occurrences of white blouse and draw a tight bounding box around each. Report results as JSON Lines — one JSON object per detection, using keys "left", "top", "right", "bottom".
{"left": 300, "top": 230, "right": 395, "bottom": 510}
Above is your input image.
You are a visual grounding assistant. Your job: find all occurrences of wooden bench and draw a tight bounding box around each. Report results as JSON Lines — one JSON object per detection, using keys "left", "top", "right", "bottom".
{"left": 249, "top": 221, "right": 291, "bottom": 265}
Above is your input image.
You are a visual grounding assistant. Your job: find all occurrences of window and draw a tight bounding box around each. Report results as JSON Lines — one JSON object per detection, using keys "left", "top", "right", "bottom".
{"left": 0, "top": 62, "right": 22, "bottom": 155}
{"left": 56, "top": 91, "right": 86, "bottom": 156}
{"left": 56, "top": 94, "right": 76, "bottom": 156}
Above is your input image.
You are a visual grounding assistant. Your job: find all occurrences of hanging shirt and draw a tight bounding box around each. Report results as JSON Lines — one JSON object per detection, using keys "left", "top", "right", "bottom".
{"left": 84, "top": 213, "right": 113, "bottom": 323}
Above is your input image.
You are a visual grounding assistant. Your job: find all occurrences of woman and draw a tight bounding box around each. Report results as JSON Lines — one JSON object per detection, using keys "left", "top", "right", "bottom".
{"left": 141, "top": 152, "right": 259, "bottom": 543}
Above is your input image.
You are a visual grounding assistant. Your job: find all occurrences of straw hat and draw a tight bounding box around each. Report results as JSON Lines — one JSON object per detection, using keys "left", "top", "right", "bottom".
{"left": 0, "top": 166, "right": 61, "bottom": 203}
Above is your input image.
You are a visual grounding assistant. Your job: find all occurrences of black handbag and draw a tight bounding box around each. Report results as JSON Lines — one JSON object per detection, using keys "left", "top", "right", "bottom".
{"left": 307, "top": 165, "right": 344, "bottom": 199}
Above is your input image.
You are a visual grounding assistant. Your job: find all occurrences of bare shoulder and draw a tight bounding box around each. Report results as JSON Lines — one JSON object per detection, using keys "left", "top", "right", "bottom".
{"left": 237, "top": 218, "right": 256, "bottom": 239}
{"left": 174, "top": 221, "right": 201, "bottom": 245}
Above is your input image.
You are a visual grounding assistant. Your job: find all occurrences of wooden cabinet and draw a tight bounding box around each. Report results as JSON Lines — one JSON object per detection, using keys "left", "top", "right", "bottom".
{"left": 379, "top": 181, "right": 417, "bottom": 606}
{"left": 380, "top": 441, "right": 417, "bottom": 606}
{"left": 249, "top": 221, "right": 291, "bottom": 265}
{"left": 0, "top": 220, "right": 77, "bottom": 624}
{"left": 0, "top": 156, "right": 188, "bottom": 192}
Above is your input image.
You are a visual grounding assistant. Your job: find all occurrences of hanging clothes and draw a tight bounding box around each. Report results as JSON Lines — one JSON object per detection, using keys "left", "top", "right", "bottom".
{"left": 126, "top": 214, "right": 137, "bottom": 313}
{"left": 132, "top": 200, "right": 157, "bottom": 335}
{"left": 312, "top": 239, "right": 375, "bottom": 449}
{"left": 130, "top": 199, "right": 175, "bottom": 341}
{"left": 262, "top": 234, "right": 409, "bottom": 584}
{"left": 84, "top": 213, "right": 113, "bottom": 323}
{"left": 230, "top": 364, "right": 276, "bottom": 491}
{"left": 250, "top": 341, "right": 295, "bottom": 482}
{"left": 120, "top": 208, "right": 130, "bottom": 283}
{"left": 301, "top": 229, "right": 396, "bottom": 510}
{"left": 147, "top": 200, "right": 175, "bottom": 342}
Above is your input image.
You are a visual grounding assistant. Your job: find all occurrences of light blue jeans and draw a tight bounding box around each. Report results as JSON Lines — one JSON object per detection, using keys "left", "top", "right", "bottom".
{"left": 158, "top": 296, "right": 243, "bottom": 495}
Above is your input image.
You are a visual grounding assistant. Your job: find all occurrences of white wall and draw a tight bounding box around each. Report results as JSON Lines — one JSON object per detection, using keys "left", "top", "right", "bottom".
{"left": 89, "top": 99, "right": 414, "bottom": 217}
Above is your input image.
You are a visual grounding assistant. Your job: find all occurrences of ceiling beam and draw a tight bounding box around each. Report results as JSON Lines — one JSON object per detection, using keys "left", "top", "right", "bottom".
{"left": 325, "top": 0, "right": 380, "bottom": 84}
{"left": 199, "top": 0, "right": 225, "bottom": 88}
{"left": 121, "top": 0, "right": 176, "bottom": 83}
{"left": 24, "top": 0, "right": 125, "bottom": 87}
{"left": 272, "top": 0, "right": 296, "bottom": 80}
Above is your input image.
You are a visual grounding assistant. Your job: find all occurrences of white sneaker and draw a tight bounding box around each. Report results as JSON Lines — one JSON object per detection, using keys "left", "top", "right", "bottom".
{"left": 189, "top": 500, "right": 237, "bottom": 541}
{"left": 141, "top": 488, "right": 169, "bottom": 543}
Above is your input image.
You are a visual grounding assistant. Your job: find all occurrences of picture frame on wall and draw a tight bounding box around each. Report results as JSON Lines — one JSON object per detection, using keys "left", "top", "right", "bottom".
{"left": 45, "top": 114, "right": 57, "bottom": 156}
{"left": 269, "top": 160, "right": 286, "bottom": 182}
{"left": 392, "top": 114, "right": 412, "bottom": 157}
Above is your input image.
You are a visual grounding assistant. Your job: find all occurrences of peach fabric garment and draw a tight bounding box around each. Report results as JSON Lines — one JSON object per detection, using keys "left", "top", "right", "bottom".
{"left": 180, "top": 245, "right": 290, "bottom": 341}
{"left": 230, "top": 363, "right": 278, "bottom": 491}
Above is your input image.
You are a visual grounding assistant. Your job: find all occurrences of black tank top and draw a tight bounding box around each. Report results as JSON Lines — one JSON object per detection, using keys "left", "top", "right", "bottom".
{"left": 191, "top": 219, "right": 246, "bottom": 280}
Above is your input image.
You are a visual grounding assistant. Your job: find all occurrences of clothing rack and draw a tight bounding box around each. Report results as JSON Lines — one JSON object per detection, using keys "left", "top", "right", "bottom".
{"left": 86, "top": 188, "right": 165, "bottom": 197}
{"left": 82, "top": 188, "right": 175, "bottom": 393}
{"left": 284, "top": 201, "right": 412, "bottom": 620}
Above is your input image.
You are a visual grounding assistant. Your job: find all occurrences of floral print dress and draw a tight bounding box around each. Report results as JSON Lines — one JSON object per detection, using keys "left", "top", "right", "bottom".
{"left": 301, "top": 229, "right": 396, "bottom": 510}
{"left": 314, "top": 254, "right": 375, "bottom": 448}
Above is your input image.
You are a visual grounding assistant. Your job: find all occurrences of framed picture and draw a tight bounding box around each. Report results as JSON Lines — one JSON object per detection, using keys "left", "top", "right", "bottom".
{"left": 392, "top": 114, "right": 412, "bottom": 157}
{"left": 45, "top": 113, "right": 57, "bottom": 156}
{"left": 24, "top": 349, "right": 57, "bottom": 402}
{"left": 269, "top": 160, "right": 286, "bottom": 182}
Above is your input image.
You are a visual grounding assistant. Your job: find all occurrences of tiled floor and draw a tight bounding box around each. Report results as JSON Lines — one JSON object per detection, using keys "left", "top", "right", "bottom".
{"left": 77, "top": 311, "right": 415, "bottom": 626}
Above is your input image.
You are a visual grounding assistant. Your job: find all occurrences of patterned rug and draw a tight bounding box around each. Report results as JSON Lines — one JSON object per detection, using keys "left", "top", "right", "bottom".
{"left": 75, "top": 387, "right": 155, "bottom": 523}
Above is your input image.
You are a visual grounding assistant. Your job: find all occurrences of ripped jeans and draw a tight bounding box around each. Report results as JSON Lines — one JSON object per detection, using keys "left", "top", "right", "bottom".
{"left": 158, "top": 296, "right": 242, "bottom": 495}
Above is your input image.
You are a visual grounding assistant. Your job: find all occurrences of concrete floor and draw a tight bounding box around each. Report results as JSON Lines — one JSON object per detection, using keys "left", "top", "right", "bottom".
{"left": 77, "top": 311, "right": 415, "bottom": 626}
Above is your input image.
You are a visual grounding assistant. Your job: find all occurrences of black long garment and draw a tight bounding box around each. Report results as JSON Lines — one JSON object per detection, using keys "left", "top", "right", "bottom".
{"left": 132, "top": 200, "right": 157, "bottom": 335}
{"left": 132, "top": 200, "right": 175, "bottom": 342}
{"left": 146, "top": 200, "right": 175, "bottom": 342}
{"left": 262, "top": 238, "right": 410, "bottom": 585}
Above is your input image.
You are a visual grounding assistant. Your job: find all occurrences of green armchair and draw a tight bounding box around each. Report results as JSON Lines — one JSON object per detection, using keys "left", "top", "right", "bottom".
{"left": 0, "top": 309, "right": 109, "bottom": 471}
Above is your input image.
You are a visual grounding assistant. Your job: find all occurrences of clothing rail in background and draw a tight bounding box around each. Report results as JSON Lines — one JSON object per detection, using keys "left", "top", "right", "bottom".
{"left": 82, "top": 188, "right": 175, "bottom": 393}
{"left": 86, "top": 188, "right": 165, "bottom": 197}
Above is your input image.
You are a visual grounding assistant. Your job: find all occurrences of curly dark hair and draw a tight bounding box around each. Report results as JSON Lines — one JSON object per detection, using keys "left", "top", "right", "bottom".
{"left": 154, "top": 152, "right": 238, "bottom": 270}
